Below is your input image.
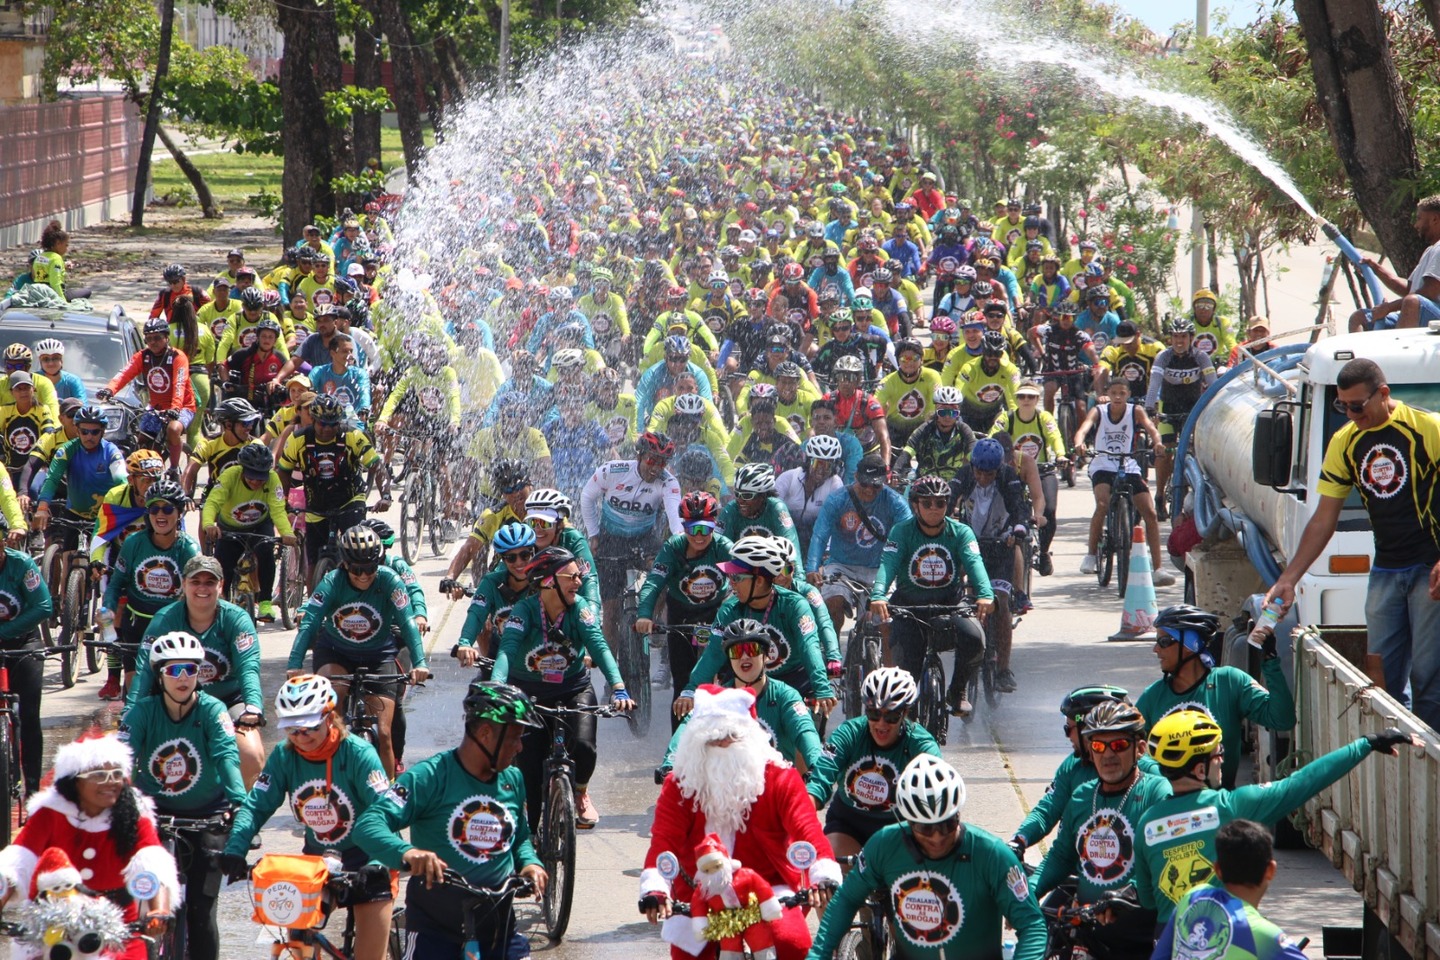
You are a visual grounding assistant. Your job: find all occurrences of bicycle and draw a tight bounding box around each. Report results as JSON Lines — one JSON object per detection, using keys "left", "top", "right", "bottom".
{"left": 0, "top": 644, "right": 74, "bottom": 844}
{"left": 1040, "top": 368, "right": 1091, "bottom": 488}
{"left": 614, "top": 548, "right": 655, "bottom": 739}
{"left": 821, "top": 573, "right": 882, "bottom": 722}
{"left": 327, "top": 664, "right": 416, "bottom": 755}
{"left": 249, "top": 858, "right": 406, "bottom": 960}
{"left": 530, "top": 700, "right": 622, "bottom": 942}
{"left": 214, "top": 529, "right": 279, "bottom": 621}
{"left": 886, "top": 602, "right": 976, "bottom": 744}
{"left": 1091, "top": 448, "right": 1149, "bottom": 597}
{"left": 397, "top": 438, "right": 444, "bottom": 565}
{"left": 151, "top": 811, "right": 231, "bottom": 960}
{"left": 388, "top": 869, "right": 535, "bottom": 960}
{"left": 834, "top": 854, "right": 892, "bottom": 960}
{"left": 40, "top": 514, "right": 101, "bottom": 681}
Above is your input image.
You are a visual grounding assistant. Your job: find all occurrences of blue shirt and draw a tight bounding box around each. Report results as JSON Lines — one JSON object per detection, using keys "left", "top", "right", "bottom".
{"left": 807, "top": 265, "right": 855, "bottom": 306}
{"left": 308, "top": 362, "right": 371, "bottom": 415}
{"left": 39, "top": 438, "right": 126, "bottom": 515}
{"left": 526, "top": 308, "right": 595, "bottom": 354}
{"left": 1076, "top": 309, "right": 1121, "bottom": 346}
{"left": 634, "top": 359, "right": 715, "bottom": 429}
{"left": 882, "top": 239, "right": 922, "bottom": 278}
{"left": 49, "top": 371, "right": 87, "bottom": 403}
{"left": 807, "top": 484, "right": 912, "bottom": 571}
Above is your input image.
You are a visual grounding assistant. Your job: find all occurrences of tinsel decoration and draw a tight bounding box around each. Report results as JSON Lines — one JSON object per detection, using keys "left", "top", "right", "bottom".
{"left": 701, "top": 893, "right": 763, "bottom": 942}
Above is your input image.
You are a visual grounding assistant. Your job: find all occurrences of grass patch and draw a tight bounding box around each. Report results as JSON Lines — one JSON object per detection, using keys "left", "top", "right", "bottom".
{"left": 150, "top": 125, "right": 434, "bottom": 212}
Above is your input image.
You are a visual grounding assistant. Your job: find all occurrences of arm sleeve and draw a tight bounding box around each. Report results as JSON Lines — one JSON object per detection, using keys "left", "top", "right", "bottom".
{"left": 580, "top": 608, "right": 625, "bottom": 689}
{"left": 492, "top": 617, "right": 522, "bottom": 683}
{"left": 636, "top": 542, "right": 675, "bottom": 620}
{"left": 870, "top": 537, "right": 901, "bottom": 601}
{"left": 0, "top": 555, "right": 52, "bottom": 637}
{"left": 224, "top": 746, "right": 291, "bottom": 857}
{"left": 681, "top": 630, "right": 726, "bottom": 697}
{"left": 662, "top": 475, "right": 684, "bottom": 535}
{"left": 209, "top": 701, "right": 247, "bottom": 807}
{"left": 232, "top": 612, "right": 264, "bottom": 709}
{"left": 997, "top": 843, "right": 1049, "bottom": 960}
{"left": 352, "top": 769, "right": 420, "bottom": 868}
{"left": 201, "top": 471, "right": 226, "bottom": 527}
{"left": 107, "top": 352, "right": 145, "bottom": 394}
{"left": 1151, "top": 913, "right": 1177, "bottom": 960}
{"left": 805, "top": 721, "right": 849, "bottom": 807}
{"left": 1234, "top": 738, "right": 1371, "bottom": 825}
{"left": 170, "top": 353, "right": 191, "bottom": 410}
{"left": 958, "top": 525, "right": 995, "bottom": 599}
{"left": 580, "top": 466, "right": 606, "bottom": 535}
{"left": 807, "top": 834, "right": 884, "bottom": 960}
{"left": 807, "top": 494, "right": 839, "bottom": 573}
{"left": 1144, "top": 358, "right": 1165, "bottom": 410}
{"left": 287, "top": 574, "right": 329, "bottom": 669}
{"left": 791, "top": 600, "right": 833, "bottom": 700}
{"left": 1015, "top": 760, "right": 1072, "bottom": 846}
{"left": 392, "top": 587, "right": 426, "bottom": 668}
{"left": 1243, "top": 659, "right": 1298, "bottom": 731}
{"left": 1032, "top": 800, "right": 1079, "bottom": 899}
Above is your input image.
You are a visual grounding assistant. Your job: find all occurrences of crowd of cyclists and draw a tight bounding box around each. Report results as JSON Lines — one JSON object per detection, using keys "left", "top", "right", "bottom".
{"left": 0, "top": 64, "right": 1395, "bottom": 960}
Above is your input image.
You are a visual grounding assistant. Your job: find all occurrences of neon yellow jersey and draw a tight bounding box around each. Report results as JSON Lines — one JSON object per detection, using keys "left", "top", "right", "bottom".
{"left": 379, "top": 365, "right": 462, "bottom": 426}
{"left": 874, "top": 369, "right": 942, "bottom": 436}
{"left": 576, "top": 291, "right": 631, "bottom": 339}
{"left": 202, "top": 463, "right": 294, "bottom": 535}
{"left": 0, "top": 376, "right": 58, "bottom": 424}
{"left": 470, "top": 504, "right": 521, "bottom": 546}
{"left": 954, "top": 355, "right": 1020, "bottom": 413}
{"left": 585, "top": 395, "right": 639, "bottom": 448}
{"left": 992, "top": 408, "right": 1065, "bottom": 464}
{"left": 467, "top": 428, "right": 550, "bottom": 501}
{"left": 1099, "top": 339, "right": 1163, "bottom": 393}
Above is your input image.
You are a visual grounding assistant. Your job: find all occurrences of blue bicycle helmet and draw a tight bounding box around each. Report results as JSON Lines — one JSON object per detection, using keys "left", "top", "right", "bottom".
{"left": 971, "top": 437, "right": 1004, "bottom": 472}
{"left": 493, "top": 521, "right": 537, "bottom": 554}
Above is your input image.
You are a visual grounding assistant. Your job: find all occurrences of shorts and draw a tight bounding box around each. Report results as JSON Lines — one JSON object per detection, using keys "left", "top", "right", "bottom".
{"left": 975, "top": 539, "right": 1015, "bottom": 595}
{"left": 312, "top": 642, "right": 403, "bottom": 698}
{"left": 819, "top": 563, "right": 878, "bottom": 610}
{"left": 594, "top": 531, "right": 662, "bottom": 597}
{"left": 1155, "top": 404, "right": 1193, "bottom": 442}
{"left": 1089, "top": 470, "right": 1147, "bottom": 494}
{"left": 823, "top": 800, "right": 888, "bottom": 846}
{"left": 1362, "top": 297, "right": 1440, "bottom": 331}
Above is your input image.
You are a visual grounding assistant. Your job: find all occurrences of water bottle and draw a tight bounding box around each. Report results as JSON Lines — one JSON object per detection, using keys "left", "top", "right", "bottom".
{"left": 1247, "top": 599, "right": 1285, "bottom": 649}
{"left": 96, "top": 608, "right": 117, "bottom": 644}
{"left": 1003, "top": 940, "right": 1017, "bottom": 960}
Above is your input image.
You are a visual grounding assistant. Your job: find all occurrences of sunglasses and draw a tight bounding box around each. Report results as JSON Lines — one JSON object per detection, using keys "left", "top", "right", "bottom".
{"left": 1332, "top": 393, "right": 1375, "bottom": 415}
{"left": 161, "top": 662, "right": 200, "bottom": 679}
{"left": 79, "top": 427, "right": 105, "bottom": 437}
{"left": 911, "top": 815, "right": 959, "bottom": 836}
{"left": 727, "top": 641, "right": 766, "bottom": 660}
{"left": 857, "top": 479, "right": 884, "bottom": 489}
{"left": 935, "top": 408, "right": 959, "bottom": 418}
{"left": 931, "top": 334, "right": 953, "bottom": 344}
{"left": 768, "top": 345, "right": 788, "bottom": 352}
{"left": 1063, "top": 723, "right": 1076, "bottom": 736}
{"left": 348, "top": 564, "right": 380, "bottom": 576}
{"left": 526, "top": 517, "right": 556, "bottom": 531}
{"left": 77, "top": 768, "right": 126, "bottom": 784}
{"left": 286, "top": 722, "right": 326, "bottom": 737}
{"left": 148, "top": 503, "right": 178, "bottom": 515}
{"left": 550, "top": 572, "right": 585, "bottom": 584}
{"left": 641, "top": 454, "right": 670, "bottom": 467}
{"left": 865, "top": 708, "right": 905, "bottom": 724}
{"left": 1155, "top": 632, "right": 1181, "bottom": 649}
{"left": 1088, "top": 737, "right": 1135, "bottom": 754}
{"left": 502, "top": 549, "right": 536, "bottom": 563}
{"left": 727, "top": 571, "right": 756, "bottom": 583}
{"left": 736, "top": 492, "right": 765, "bottom": 502}
{"left": 916, "top": 497, "right": 948, "bottom": 509}
{"left": 684, "top": 521, "right": 716, "bottom": 536}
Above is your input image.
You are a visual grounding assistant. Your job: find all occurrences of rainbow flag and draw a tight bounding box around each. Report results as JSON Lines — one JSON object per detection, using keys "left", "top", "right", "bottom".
{"left": 93, "top": 503, "right": 147, "bottom": 543}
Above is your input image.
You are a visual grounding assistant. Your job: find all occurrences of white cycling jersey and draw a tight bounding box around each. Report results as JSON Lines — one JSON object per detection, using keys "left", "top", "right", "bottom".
{"left": 580, "top": 459, "right": 684, "bottom": 539}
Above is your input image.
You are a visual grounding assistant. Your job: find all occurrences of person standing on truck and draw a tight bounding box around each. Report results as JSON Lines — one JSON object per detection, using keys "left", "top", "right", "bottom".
{"left": 1263, "top": 357, "right": 1440, "bottom": 731}
{"left": 1348, "top": 195, "right": 1440, "bottom": 332}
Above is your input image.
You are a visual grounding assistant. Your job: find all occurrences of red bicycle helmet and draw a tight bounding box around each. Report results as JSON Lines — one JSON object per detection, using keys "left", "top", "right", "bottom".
{"left": 679, "top": 491, "right": 719, "bottom": 522}
{"left": 636, "top": 430, "right": 676, "bottom": 459}
{"left": 781, "top": 263, "right": 804, "bottom": 282}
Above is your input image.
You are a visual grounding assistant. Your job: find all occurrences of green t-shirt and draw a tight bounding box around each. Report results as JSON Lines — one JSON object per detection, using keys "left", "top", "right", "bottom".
{"left": 131, "top": 599, "right": 262, "bottom": 712}
{"left": 807, "top": 716, "right": 941, "bottom": 819}
{"left": 1132, "top": 739, "right": 1372, "bottom": 920}
{"left": 716, "top": 497, "right": 805, "bottom": 576}
{"left": 660, "top": 678, "right": 823, "bottom": 776}
{"left": 808, "top": 822, "right": 1046, "bottom": 960}
{"left": 1032, "top": 772, "right": 1173, "bottom": 905}
{"left": 873, "top": 517, "right": 994, "bottom": 602}
{"left": 685, "top": 587, "right": 834, "bottom": 699}
{"left": 636, "top": 532, "right": 734, "bottom": 619}
{"left": 458, "top": 566, "right": 531, "bottom": 650}
{"left": 493, "top": 594, "right": 623, "bottom": 691}
{"left": 120, "top": 692, "right": 246, "bottom": 812}
{"left": 102, "top": 531, "right": 201, "bottom": 619}
{"left": 227, "top": 734, "right": 391, "bottom": 857}
{"left": 1015, "top": 752, "right": 1162, "bottom": 847}
{"left": 386, "top": 553, "right": 427, "bottom": 619}
{"left": 288, "top": 566, "right": 426, "bottom": 669}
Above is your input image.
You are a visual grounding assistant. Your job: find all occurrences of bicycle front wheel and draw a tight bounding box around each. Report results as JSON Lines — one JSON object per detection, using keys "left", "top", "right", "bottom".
{"left": 424, "top": 474, "right": 444, "bottom": 558}
{"left": 1097, "top": 511, "right": 1114, "bottom": 589}
{"left": 0, "top": 719, "right": 13, "bottom": 846}
{"left": 1115, "top": 495, "right": 1135, "bottom": 600}
{"left": 918, "top": 657, "right": 947, "bottom": 745}
{"left": 1056, "top": 402, "right": 1077, "bottom": 488}
{"left": 400, "top": 479, "right": 424, "bottom": 566}
{"left": 541, "top": 775, "right": 578, "bottom": 941}
{"left": 622, "top": 624, "right": 652, "bottom": 739}
{"left": 278, "top": 541, "right": 305, "bottom": 630}
{"left": 63, "top": 567, "right": 87, "bottom": 649}
{"left": 981, "top": 618, "right": 1000, "bottom": 712}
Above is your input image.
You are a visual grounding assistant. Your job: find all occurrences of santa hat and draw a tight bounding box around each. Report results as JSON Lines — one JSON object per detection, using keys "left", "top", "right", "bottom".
{"left": 694, "top": 834, "right": 731, "bottom": 871}
{"left": 52, "top": 733, "right": 133, "bottom": 783}
{"left": 691, "top": 684, "right": 758, "bottom": 722}
{"left": 29, "top": 848, "right": 82, "bottom": 901}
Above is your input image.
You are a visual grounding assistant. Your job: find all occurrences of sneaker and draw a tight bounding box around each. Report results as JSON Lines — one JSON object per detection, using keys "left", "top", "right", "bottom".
{"left": 1014, "top": 592, "right": 1034, "bottom": 615}
{"left": 1157, "top": 501, "right": 1170, "bottom": 522}
{"left": 256, "top": 601, "right": 276, "bottom": 623}
{"left": 1037, "top": 552, "right": 1053, "bottom": 577}
{"left": 996, "top": 669, "right": 1018, "bottom": 693}
{"left": 1080, "top": 554, "right": 1097, "bottom": 575}
{"left": 97, "top": 677, "right": 122, "bottom": 701}
{"left": 575, "top": 790, "right": 599, "bottom": 828}
{"left": 651, "top": 659, "right": 671, "bottom": 687}
{"left": 1152, "top": 568, "right": 1177, "bottom": 587}
{"left": 950, "top": 694, "right": 973, "bottom": 718}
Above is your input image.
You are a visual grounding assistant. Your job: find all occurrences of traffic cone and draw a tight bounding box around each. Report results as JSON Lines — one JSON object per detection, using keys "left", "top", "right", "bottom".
{"left": 1109, "top": 525, "right": 1158, "bottom": 642}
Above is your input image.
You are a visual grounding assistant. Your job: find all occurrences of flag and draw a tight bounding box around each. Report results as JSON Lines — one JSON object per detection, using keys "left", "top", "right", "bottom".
{"left": 93, "top": 504, "right": 147, "bottom": 543}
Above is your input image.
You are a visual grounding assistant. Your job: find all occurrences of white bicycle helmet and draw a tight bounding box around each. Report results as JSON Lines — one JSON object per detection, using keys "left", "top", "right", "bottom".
{"left": 894, "top": 754, "right": 967, "bottom": 824}
{"left": 804, "top": 434, "right": 844, "bottom": 461}
{"left": 933, "top": 386, "right": 963, "bottom": 406}
{"left": 862, "top": 667, "right": 919, "bottom": 711}
{"left": 149, "top": 631, "right": 206, "bottom": 665}
{"left": 673, "top": 393, "right": 706, "bottom": 417}
{"left": 734, "top": 462, "right": 777, "bottom": 495}
{"left": 769, "top": 534, "right": 797, "bottom": 566}
{"left": 34, "top": 338, "right": 65, "bottom": 357}
{"left": 834, "top": 355, "right": 864, "bottom": 376}
{"left": 525, "top": 487, "right": 573, "bottom": 519}
{"left": 708, "top": 268, "right": 730, "bottom": 286}
{"left": 724, "top": 536, "right": 789, "bottom": 577}
{"left": 275, "top": 674, "right": 338, "bottom": 728}
{"left": 552, "top": 348, "right": 586, "bottom": 370}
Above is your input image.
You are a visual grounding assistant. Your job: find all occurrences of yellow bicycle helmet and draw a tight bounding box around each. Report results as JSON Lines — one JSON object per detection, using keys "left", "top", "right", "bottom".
{"left": 126, "top": 448, "right": 165, "bottom": 479}
{"left": 1147, "top": 710, "right": 1223, "bottom": 772}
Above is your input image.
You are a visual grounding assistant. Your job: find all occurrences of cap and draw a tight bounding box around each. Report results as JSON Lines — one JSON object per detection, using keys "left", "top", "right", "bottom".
{"left": 1015, "top": 381, "right": 1042, "bottom": 398}
{"left": 1248, "top": 318, "right": 1270, "bottom": 334}
{"left": 856, "top": 454, "right": 888, "bottom": 483}
{"left": 59, "top": 398, "right": 84, "bottom": 416}
{"left": 236, "top": 266, "right": 257, "bottom": 278}
{"left": 7, "top": 371, "right": 32, "bottom": 388}
{"left": 227, "top": 248, "right": 245, "bottom": 259}
{"left": 347, "top": 263, "right": 366, "bottom": 276}
{"left": 184, "top": 555, "right": 224, "bottom": 580}
{"left": 213, "top": 277, "right": 231, "bottom": 288}
{"left": 527, "top": 508, "right": 561, "bottom": 524}
{"left": 1114, "top": 321, "right": 1138, "bottom": 344}
{"left": 288, "top": 374, "right": 312, "bottom": 388}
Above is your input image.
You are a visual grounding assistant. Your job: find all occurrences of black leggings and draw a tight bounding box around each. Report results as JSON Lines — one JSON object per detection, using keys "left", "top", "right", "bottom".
{"left": 666, "top": 608, "right": 718, "bottom": 733}
{"left": 304, "top": 502, "right": 367, "bottom": 572}
{"left": 3, "top": 638, "right": 43, "bottom": 792}
{"left": 171, "top": 821, "right": 227, "bottom": 960}
{"left": 1038, "top": 468, "right": 1059, "bottom": 557}
{"left": 513, "top": 681, "right": 598, "bottom": 834}
{"left": 888, "top": 599, "right": 985, "bottom": 700}
{"left": 213, "top": 522, "right": 277, "bottom": 602}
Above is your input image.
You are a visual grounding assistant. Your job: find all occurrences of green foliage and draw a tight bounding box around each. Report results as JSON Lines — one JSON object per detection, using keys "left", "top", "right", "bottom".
{"left": 248, "top": 187, "right": 283, "bottom": 221}
{"left": 1076, "top": 180, "right": 1180, "bottom": 324}
{"left": 330, "top": 169, "right": 388, "bottom": 196}
{"left": 160, "top": 43, "right": 284, "bottom": 154}
{"left": 38, "top": 0, "right": 158, "bottom": 96}
{"left": 321, "top": 86, "right": 395, "bottom": 128}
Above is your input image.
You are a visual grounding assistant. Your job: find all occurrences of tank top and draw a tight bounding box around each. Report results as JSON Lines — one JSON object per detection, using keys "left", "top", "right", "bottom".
{"left": 1091, "top": 403, "right": 1140, "bottom": 475}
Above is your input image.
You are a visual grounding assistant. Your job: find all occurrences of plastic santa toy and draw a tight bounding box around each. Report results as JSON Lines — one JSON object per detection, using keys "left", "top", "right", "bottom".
{"left": 14, "top": 847, "right": 129, "bottom": 960}
{"left": 690, "top": 834, "right": 782, "bottom": 960}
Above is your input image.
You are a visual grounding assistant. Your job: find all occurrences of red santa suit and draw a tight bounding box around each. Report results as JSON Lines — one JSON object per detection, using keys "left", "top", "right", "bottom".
{"left": 640, "top": 687, "right": 840, "bottom": 960}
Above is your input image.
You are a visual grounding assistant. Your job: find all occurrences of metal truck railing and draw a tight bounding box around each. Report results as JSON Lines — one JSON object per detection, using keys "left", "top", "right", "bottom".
{"left": 1291, "top": 626, "right": 1440, "bottom": 960}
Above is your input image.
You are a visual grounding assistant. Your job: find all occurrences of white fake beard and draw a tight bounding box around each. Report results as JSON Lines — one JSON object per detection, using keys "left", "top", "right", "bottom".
{"left": 671, "top": 715, "right": 779, "bottom": 839}
{"left": 697, "top": 860, "right": 736, "bottom": 899}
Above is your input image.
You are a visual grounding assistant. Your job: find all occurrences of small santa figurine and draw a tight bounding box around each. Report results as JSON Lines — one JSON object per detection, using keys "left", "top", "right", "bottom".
{"left": 14, "top": 847, "right": 129, "bottom": 960}
{"left": 690, "top": 834, "right": 782, "bottom": 960}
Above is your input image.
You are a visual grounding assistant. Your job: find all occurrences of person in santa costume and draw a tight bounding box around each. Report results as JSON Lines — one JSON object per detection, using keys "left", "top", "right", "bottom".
{"left": 641, "top": 684, "right": 840, "bottom": 960}
{"left": 0, "top": 734, "right": 180, "bottom": 960}
{"left": 690, "top": 834, "right": 782, "bottom": 960}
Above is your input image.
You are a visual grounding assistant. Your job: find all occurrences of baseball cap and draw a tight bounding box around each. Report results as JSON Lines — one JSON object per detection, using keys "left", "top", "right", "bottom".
{"left": 184, "top": 556, "right": 224, "bottom": 580}
{"left": 7, "top": 371, "right": 31, "bottom": 388}
{"left": 856, "top": 455, "right": 888, "bottom": 484}
{"left": 227, "top": 248, "right": 245, "bottom": 259}
{"left": 59, "top": 398, "right": 84, "bottom": 417}
{"left": 213, "top": 277, "right": 231, "bottom": 288}
{"left": 347, "top": 263, "right": 366, "bottom": 277}
{"left": 1114, "top": 321, "right": 1139, "bottom": 345}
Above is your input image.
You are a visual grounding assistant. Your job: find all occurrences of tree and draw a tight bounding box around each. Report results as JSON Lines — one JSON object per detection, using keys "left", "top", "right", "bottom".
{"left": 130, "top": 0, "right": 177, "bottom": 226}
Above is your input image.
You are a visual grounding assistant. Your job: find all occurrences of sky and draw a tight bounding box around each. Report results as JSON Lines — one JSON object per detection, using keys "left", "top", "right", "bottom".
{"left": 1109, "top": 0, "right": 1279, "bottom": 36}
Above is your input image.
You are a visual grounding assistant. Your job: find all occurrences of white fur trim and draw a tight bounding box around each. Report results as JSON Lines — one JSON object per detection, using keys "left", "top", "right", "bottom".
{"left": 0, "top": 844, "right": 37, "bottom": 903}
{"left": 35, "top": 865, "right": 82, "bottom": 892}
{"left": 27, "top": 789, "right": 111, "bottom": 833}
{"left": 691, "top": 687, "right": 756, "bottom": 723}
{"left": 808, "top": 858, "right": 842, "bottom": 888}
{"left": 692, "top": 915, "right": 709, "bottom": 938}
{"left": 639, "top": 867, "right": 671, "bottom": 898}
{"left": 759, "top": 896, "right": 782, "bottom": 922}
{"left": 125, "top": 845, "right": 182, "bottom": 906}
{"left": 52, "top": 736, "right": 133, "bottom": 783}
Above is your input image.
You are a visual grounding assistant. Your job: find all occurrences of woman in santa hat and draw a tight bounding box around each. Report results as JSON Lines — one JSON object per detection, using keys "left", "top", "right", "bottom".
{"left": 0, "top": 734, "right": 180, "bottom": 960}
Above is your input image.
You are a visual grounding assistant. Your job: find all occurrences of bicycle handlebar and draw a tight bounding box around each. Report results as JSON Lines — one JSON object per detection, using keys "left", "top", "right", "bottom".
{"left": 0, "top": 644, "right": 76, "bottom": 661}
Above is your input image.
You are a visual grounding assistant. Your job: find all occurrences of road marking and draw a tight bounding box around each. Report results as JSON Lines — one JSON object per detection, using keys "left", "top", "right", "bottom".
{"left": 422, "top": 596, "right": 460, "bottom": 661}
{"left": 988, "top": 721, "right": 1052, "bottom": 856}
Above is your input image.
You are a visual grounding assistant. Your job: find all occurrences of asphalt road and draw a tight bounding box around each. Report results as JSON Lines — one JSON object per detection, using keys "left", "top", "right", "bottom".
{"left": 15, "top": 485, "right": 1363, "bottom": 959}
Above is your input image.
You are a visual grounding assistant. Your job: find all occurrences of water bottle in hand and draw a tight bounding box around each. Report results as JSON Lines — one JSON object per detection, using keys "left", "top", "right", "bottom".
{"left": 1247, "top": 599, "right": 1285, "bottom": 649}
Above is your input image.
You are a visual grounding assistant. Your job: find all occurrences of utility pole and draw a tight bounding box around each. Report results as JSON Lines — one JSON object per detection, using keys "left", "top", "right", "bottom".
{"left": 1190, "top": 0, "right": 1209, "bottom": 298}
{"left": 498, "top": 0, "right": 510, "bottom": 88}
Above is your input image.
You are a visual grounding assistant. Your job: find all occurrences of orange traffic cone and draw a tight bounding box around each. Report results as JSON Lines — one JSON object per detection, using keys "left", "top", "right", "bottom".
{"left": 1109, "top": 525, "right": 1158, "bottom": 642}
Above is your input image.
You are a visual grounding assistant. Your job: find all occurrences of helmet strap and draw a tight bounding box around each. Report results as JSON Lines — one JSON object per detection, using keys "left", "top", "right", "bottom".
{"left": 464, "top": 724, "right": 504, "bottom": 777}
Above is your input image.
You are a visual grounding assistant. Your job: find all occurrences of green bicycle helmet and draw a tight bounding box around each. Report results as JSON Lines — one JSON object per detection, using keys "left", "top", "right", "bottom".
{"left": 463, "top": 681, "right": 543, "bottom": 729}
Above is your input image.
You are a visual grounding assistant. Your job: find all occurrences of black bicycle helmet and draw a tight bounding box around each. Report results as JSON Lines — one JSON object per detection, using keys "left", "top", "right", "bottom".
{"left": 524, "top": 546, "right": 578, "bottom": 583}
{"left": 1153, "top": 604, "right": 1220, "bottom": 641}
{"left": 339, "top": 525, "right": 384, "bottom": 566}
{"left": 1060, "top": 685, "right": 1131, "bottom": 724}
{"left": 362, "top": 517, "right": 396, "bottom": 547}
{"left": 463, "top": 680, "right": 543, "bottom": 729}
{"left": 161, "top": 263, "right": 187, "bottom": 283}
{"left": 981, "top": 330, "right": 1006, "bottom": 357}
{"left": 143, "top": 317, "right": 170, "bottom": 338}
{"left": 310, "top": 395, "right": 345, "bottom": 425}
{"left": 144, "top": 478, "right": 187, "bottom": 507}
{"left": 236, "top": 444, "right": 274, "bottom": 475}
{"left": 491, "top": 458, "right": 531, "bottom": 492}
{"left": 218, "top": 398, "right": 261, "bottom": 423}
{"left": 239, "top": 287, "right": 266, "bottom": 310}
{"left": 73, "top": 405, "right": 107, "bottom": 426}
{"left": 908, "top": 475, "right": 950, "bottom": 502}
{"left": 673, "top": 448, "right": 713, "bottom": 481}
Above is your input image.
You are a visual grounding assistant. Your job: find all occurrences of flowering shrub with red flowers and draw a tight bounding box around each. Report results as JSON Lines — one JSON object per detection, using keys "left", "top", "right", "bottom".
{"left": 1071, "top": 180, "right": 1178, "bottom": 329}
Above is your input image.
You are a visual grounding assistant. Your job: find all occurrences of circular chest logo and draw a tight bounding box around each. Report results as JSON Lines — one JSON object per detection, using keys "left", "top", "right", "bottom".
{"left": 525, "top": 642, "right": 574, "bottom": 677}
{"left": 891, "top": 871, "right": 964, "bottom": 947}
{"left": 604, "top": 416, "right": 628, "bottom": 445}
{"left": 239, "top": 328, "right": 259, "bottom": 349}
{"left": 841, "top": 511, "right": 878, "bottom": 546}
{"left": 1194, "top": 332, "right": 1218, "bottom": 356}
{"left": 230, "top": 499, "right": 267, "bottom": 526}
{"left": 6, "top": 424, "right": 35, "bottom": 455}
{"left": 761, "top": 624, "right": 791, "bottom": 671}
{"left": 146, "top": 366, "right": 172, "bottom": 393}
{"left": 680, "top": 566, "right": 721, "bottom": 603}
{"left": 1120, "top": 359, "right": 1146, "bottom": 382}
{"left": 896, "top": 389, "right": 924, "bottom": 419}
{"left": 332, "top": 602, "right": 382, "bottom": 643}
{"left": 1175, "top": 897, "right": 1236, "bottom": 960}
{"left": 1359, "top": 442, "right": 1407, "bottom": 499}
{"left": 844, "top": 755, "right": 899, "bottom": 811}
{"left": 591, "top": 313, "right": 611, "bottom": 335}
{"left": 329, "top": 383, "right": 356, "bottom": 405}
{"left": 1017, "top": 436, "right": 1041, "bottom": 460}
{"left": 706, "top": 313, "right": 727, "bottom": 333}
{"left": 977, "top": 384, "right": 1003, "bottom": 405}
{"left": 1092, "top": 332, "right": 1110, "bottom": 351}
{"left": 449, "top": 796, "right": 516, "bottom": 863}
{"left": 149, "top": 738, "right": 202, "bottom": 795}
{"left": 200, "top": 649, "right": 231, "bottom": 685}
{"left": 312, "top": 289, "right": 335, "bottom": 307}
{"left": 1077, "top": 807, "right": 1136, "bottom": 886}
{"left": 416, "top": 386, "right": 445, "bottom": 414}
{"left": 292, "top": 780, "right": 355, "bottom": 844}
{"left": 135, "top": 557, "right": 182, "bottom": 600}
{"left": 908, "top": 544, "right": 955, "bottom": 588}
{"left": 938, "top": 257, "right": 959, "bottom": 276}
{"left": 314, "top": 451, "right": 340, "bottom": 480}
{"left": 0, "top": 590, "right": 19, "bottom": 622}
{"left": 806, "top": 253, "right": 824, "bottom": 269}
{"left": 859, "top": 271, "right": 876, "bottom": 289}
